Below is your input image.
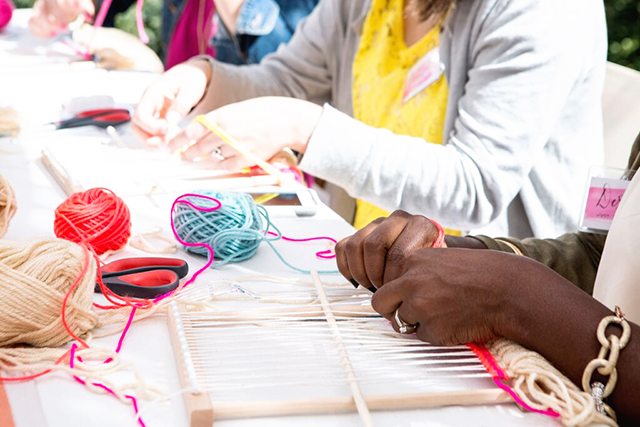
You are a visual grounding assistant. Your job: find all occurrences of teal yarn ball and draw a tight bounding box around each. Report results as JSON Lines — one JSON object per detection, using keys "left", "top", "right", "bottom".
{"left": 172, "top": 192, "right": 266, "bottom": 264}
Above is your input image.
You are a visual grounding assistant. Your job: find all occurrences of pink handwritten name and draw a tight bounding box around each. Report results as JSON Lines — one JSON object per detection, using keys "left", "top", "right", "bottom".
{"left": 584, "top": 183, "right": 626, "bottom": 221}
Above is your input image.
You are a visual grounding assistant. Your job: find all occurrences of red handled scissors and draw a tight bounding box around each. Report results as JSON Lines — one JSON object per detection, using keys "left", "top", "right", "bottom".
{"left": 54, "top": 108, "right": 131, "bottom": 130}
{"left": 96, "top": 257, "right": 189, "bottom": 299}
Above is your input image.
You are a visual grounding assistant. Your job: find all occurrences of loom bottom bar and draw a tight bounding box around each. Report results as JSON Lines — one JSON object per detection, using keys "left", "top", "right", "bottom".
{"left": 206, "top": 389, "right": 511, "bottom": 422}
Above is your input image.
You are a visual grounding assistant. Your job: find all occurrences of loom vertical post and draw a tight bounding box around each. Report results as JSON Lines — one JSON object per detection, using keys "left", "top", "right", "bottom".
{"left": 310, "top": 270, "right": 374, "bottom": 427}
{"left": 168, "top": 302, "right": 215, "bottom": 426}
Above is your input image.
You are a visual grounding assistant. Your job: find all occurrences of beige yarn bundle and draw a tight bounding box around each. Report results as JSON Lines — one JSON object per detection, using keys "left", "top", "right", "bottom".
{"left": 0, "top": 174, "right": 16, "bottom": 238}
{"left": 489, "top": 339, "right": 616, "bottom": 426}
{"left": 0, "top": 239, "right": 98, "bottom": 350}
{"left": 0, "top": 107, "right": 20, "bottom": 138}
{"left": 0, "top": 238, "right": 164, "bottom": 405}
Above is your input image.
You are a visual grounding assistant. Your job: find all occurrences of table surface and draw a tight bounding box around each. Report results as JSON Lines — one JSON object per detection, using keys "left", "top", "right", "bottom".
{"left": 0, "top": 10, "right": 558, "bottom": 427}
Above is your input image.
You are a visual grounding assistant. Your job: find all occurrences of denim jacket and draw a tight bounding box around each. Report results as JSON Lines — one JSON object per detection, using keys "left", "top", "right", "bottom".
{"left": 162, "top": 0, "right": 318, "bottom": 65}
{"left": 214, "top": 0, "right": 319, "bottom": 65}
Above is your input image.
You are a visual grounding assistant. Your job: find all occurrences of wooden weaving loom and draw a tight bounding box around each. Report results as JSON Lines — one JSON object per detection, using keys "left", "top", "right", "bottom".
{"left": 168, "top": 272, "right": 512, "bottom": 426}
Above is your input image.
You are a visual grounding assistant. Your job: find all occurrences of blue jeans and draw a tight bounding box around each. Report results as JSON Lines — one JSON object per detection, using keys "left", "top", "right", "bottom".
{"left": 161, "top": 0, "right": 186, "bottom": 60}
{"left": 213, "top": 0, "right": 319, "bottom": 65}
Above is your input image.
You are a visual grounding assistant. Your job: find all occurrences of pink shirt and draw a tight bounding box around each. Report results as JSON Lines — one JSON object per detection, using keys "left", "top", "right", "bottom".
{"left": 0, "top": 0, "right": 13, "bottom": 30}
{"left": 165, "top": 0, "right": 216, "bottom": 69}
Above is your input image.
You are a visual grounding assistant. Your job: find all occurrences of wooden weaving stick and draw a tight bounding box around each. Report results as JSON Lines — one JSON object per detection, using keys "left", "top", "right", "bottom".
{"left": 41, "top": 148, "right": 82, "bottom": 196}
{"left": 310, "top": 270, "right": 373, "bottom": 426}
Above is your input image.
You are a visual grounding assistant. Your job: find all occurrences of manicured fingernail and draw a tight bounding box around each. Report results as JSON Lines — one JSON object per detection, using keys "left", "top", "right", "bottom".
{"left": 366, "top": 286, "right": 377, "bottom": 294}
{"left": 349, "top": 279, "right": 360, "bottom": 289}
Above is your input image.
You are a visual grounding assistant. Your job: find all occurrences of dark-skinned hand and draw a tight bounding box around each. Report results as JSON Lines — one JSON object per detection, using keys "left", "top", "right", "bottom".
{"left": 370, "top": 248, "right": 578, "bottom": 346}
{"left": 335, "top": 210, "right": 444, "bottom": 291}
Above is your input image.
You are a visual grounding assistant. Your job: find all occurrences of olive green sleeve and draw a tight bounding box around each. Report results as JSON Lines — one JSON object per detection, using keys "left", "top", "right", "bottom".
{"left": 468, "top": 135, "right": 638, "bottom": 294}
{"left": 472, "top": 233, "right": 606, "bottom": 295}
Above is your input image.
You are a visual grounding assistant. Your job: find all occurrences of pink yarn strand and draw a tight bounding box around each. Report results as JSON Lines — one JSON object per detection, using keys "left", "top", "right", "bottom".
{"left": 116, "top": 307, "right": 136, "bottom": 353}
{"left": 94, "top": 0, "right": 147, "bottom": 45}
{"left": 492, "top": 377, "right": 560, "bottom": 418}
{"left": 93, "top": 0, "right": 112, "bottom": 28}
{"left": 266, "top": 230, "right": 337, "bottom": 259}
{"left": 69, "top": 344, "right": 147, "bottom": 426}
{"left": 135, "top": 0, "right": 149, "bottom": 44}
{"left": 129, "top": 395, "right": 146, "bottom": 427}
{"left": 469, "top": 343, "right": 560, "bottom": 419}
{"left": 157, "top": 194, "right": 218, "bottom": 304}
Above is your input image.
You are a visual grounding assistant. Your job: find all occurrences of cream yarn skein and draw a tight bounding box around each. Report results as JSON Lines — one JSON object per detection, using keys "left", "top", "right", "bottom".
{"left": 0, "top": 174, "right": 16, "bottom": 238}
{"left": 0, "top": 239, "right": 98, "bottom": 348}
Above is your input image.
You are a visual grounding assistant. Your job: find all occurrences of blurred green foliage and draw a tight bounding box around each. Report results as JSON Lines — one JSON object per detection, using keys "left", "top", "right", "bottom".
{"left": 13, "top": 0, "right": 640, "bottom": 70}
{"left": 13, "top": 0, "right": 33, "bottom": 8}
{"left": 606, "top": 0, "right": 640, "bottom": 70}
{"left": 113, "top": 0, "right": 162, "bottom": 56}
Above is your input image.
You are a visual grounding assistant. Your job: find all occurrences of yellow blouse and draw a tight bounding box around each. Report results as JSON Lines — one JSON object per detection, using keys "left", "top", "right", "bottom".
{"left": 352, "top": 0, "right": 448, "bottom": 229}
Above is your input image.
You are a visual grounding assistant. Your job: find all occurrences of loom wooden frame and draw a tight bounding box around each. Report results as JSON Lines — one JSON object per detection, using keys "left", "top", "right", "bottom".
{"left": 168, "top": 272, "right": 511, "bottom": 427}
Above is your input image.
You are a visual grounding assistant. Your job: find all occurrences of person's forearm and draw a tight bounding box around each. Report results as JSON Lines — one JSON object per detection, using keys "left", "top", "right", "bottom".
{"left": 300, "top": 106, "right": 515, "bottom": 230}
{"left": 502, "top": 263, "right": 640, "bottom": 424}
{"left": 473, "top": 233, "right": 604, "bottom": 294}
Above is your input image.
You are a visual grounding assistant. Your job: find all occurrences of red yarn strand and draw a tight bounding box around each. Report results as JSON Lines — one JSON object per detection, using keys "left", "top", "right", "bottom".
{"left": 60, "top": 244, "right": 92, "bottom": 349}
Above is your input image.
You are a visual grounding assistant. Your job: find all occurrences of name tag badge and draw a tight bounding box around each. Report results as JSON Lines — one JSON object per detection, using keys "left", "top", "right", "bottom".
{"left": 579, "top": 167, "right": 634, "bottom": 233}
{"left": 402, "top": 47, "right": 444, "bottom": 104}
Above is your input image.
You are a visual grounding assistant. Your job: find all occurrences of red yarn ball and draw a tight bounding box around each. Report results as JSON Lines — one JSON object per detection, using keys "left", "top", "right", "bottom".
{"left": 54, "top": 188, "right": 131, "bottom": 255}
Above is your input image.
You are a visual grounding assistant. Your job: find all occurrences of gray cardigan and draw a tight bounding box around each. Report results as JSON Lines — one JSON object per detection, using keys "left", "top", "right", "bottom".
{"left": 198, "top": 0, "right": 607, "bottom": 238}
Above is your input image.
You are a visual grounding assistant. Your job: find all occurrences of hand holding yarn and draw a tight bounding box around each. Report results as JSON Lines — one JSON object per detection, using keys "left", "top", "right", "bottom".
{"left": 132, "top": 60, "right": 212, "bottom": 146}
{"left": 335, "top": 210, "right": 444, "bottom": 290}
{"left": 28, "top": 0, "right": 93, "bottom": 37}
{"left": 370, "top": 248, "right": 519, "bottom": 345}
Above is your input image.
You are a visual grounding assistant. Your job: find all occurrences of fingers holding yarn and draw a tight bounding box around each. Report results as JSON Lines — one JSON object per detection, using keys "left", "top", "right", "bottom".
{"left": 0, "top": 174, "right": 17, "bottom": 238}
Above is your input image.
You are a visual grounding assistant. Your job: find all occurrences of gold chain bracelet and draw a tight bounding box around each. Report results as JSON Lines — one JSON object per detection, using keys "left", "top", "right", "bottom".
{"left": 494, "top": 238, "right": 524, "bottom": 256}
{"left": 581, "top": 306, "right": 631, "bottom": 419}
